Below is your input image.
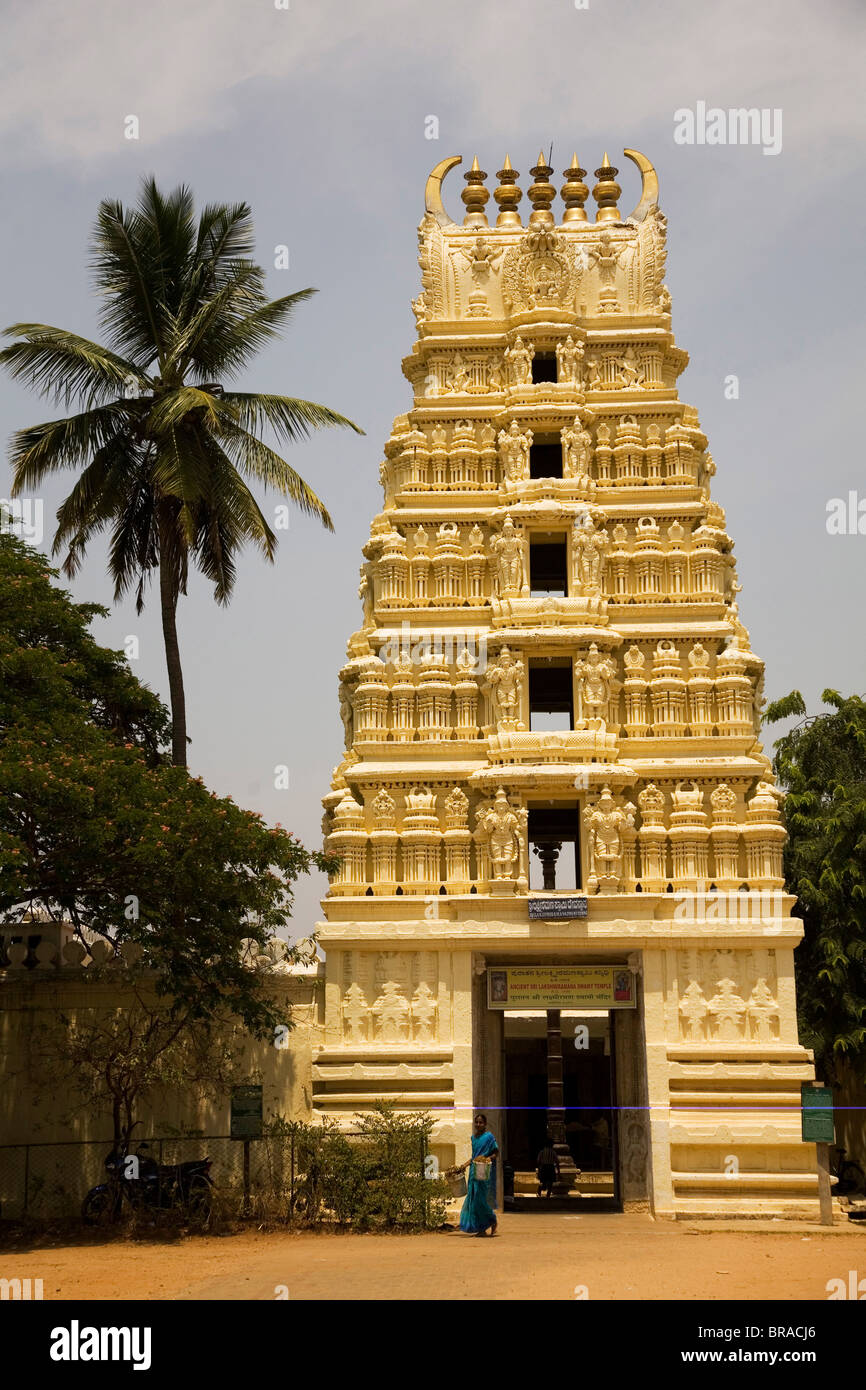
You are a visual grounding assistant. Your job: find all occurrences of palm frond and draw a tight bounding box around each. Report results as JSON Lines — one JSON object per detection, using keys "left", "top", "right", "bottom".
{"left": 183, "top": 290, "right": 319, "bottom": 378}
{"left": 219, "top": 422, "right": 334, "bottom": 531}
{"left": 8, "top": 404, "right": 135, "bottom": 493}
{"left": 146, "top": 386, "right": 224, "bottom": 435}
{"left": 53, "top": 439, "right": 142, "bottom": 576}
{"left": 221, "top": 391, "right": 362, "bottom": 444}
{"left": 0, "top": 326, "right": 143, "bottom": 407}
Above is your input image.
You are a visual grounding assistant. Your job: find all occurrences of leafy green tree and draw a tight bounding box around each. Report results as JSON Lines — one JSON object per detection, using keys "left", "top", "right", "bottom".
{"left": 0, "top": 531, "right": 330, "bottom": 1037}
{"left": 764, "top": 688, "right": 866, "bottom": 1081}
{"left": 0, "top": 178, "right": 362, "bottom": 764}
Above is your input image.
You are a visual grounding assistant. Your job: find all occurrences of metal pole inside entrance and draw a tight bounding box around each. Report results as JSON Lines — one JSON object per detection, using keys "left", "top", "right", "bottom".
{"left": 546, "top": 1009, "right": 579, "bottom": 1193}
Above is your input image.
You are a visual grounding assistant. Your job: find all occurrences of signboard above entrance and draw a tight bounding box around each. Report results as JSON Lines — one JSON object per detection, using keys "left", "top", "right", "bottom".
{"left": 487, "top": 966, "right": 635, "bottom": 1010}
{"left": 528, "top": 896, "right": 588, "bottom": 920}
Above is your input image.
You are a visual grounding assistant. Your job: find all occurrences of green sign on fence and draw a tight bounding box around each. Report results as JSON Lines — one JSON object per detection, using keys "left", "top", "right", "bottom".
{"left": 801, "top": 1084, "right": 834, "bottom": 1144}
{"left": 230, "top": 1084, "right": 263, "bottom": 1140}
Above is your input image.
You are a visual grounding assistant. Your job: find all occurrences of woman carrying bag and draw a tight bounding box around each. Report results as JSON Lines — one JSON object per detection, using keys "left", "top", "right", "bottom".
{"left": 458, "top": 1112, "right": 499, "bottom": 1236}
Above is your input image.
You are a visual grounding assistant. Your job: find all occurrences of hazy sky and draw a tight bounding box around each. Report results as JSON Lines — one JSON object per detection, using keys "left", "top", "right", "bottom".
{"left": 1, "top": 0, "right": 864, "bottom": 937}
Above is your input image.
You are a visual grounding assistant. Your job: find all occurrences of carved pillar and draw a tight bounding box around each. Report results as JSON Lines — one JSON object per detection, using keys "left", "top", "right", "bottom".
{"left": 649, "top": 641, "right": 687, "bottom": 737}
{"left": 453, "top": 672, "right": 479, "bottom": 740}
{"left": 668, "top": 781, "right": 710, "bottom": 891}
{"left": 710, "top": 783, "right": 742, "bottom": 889}
{"left": 594, "top": 421, "right": 612, "bottom": 484}
{"left": 742, "top": 783, "right": 786, "bottom": 889}
{"left": 400, "top": 787, "right": 442, "bottom": 895}
{"left": 715, "top": 644, "right": 754, "bottom": 738}
{"left": 533, "top": 840, "right": 561, "bottom": 890}
{"left": 623, "top": 646, "right": 649, "bottom": 736}
{"left": 444, "top": 787, "right": 472, "bottom": 894}
{"left": 327, "top": 790, "right": 368, "bottom": 895}
{"left": 369, "top": 788, "right": 399, "bottom": 896}
{"left": 547, "top": 1010, "right": 579, "bottom": 1193}
{"left": 637, "top": 783, "right": 668, "bottom": 892}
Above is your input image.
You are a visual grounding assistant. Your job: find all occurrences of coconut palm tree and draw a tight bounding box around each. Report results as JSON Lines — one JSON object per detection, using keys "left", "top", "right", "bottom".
{"left": 0, "top": 178, "right": 361, "bottom": 766}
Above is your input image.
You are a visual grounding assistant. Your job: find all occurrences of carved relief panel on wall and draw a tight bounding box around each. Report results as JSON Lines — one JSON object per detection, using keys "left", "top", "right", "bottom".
{"left": 673, "top": 948, "right": 780, "bottom": 1044}
{"left": 338, "top": 951, "right": 445, "bottom": 1044}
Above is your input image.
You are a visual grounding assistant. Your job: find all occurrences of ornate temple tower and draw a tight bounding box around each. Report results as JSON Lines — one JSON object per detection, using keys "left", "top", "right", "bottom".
{"left": 316, "top": 150, "right": 820, "bottom": 1218}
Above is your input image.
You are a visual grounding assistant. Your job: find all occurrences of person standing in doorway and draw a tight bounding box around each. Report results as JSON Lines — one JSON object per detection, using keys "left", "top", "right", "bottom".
{"left": 459, "top": 1113, "right": 499, "bottom": 1236}
{"left": 536, "top": 1135, "right": 559, "bottom": 1198}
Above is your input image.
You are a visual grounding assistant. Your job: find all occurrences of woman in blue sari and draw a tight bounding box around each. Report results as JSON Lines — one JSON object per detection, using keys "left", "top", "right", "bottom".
{"left": 459, "top": 1113, "right": 498, "bottom": 1236}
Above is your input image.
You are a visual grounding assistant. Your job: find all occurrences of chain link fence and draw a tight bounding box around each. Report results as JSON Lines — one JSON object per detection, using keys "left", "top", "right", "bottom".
{"left": 0, "top": 1124, "right": 445, "bottom": 1228}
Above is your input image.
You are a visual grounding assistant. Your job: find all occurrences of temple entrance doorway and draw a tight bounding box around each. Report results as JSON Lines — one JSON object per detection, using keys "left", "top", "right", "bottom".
{"left": 503, "top": 1010, "right": 620, "bottom": 1210}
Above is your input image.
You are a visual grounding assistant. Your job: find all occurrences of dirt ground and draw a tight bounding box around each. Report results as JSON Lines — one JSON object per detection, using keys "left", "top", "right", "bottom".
{"left": 4, "top": 1212, "right": 865, "bottom": 1301}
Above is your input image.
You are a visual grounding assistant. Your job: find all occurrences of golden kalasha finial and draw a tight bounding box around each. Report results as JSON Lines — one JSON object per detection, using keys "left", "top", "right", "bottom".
{"left": 494, "top": 154, "right": 522, "bottom": 227}
{"left": 527, "top": 149, "right": 555, "bottom": 227}
{"left": 561, "top": 153, "right": 589, "bottom": 223}
{"left": 461, "top": 156, "right": 490, "bottom": 228}
{"left": 592, "top": 152, "right": 622, "bottom": 223}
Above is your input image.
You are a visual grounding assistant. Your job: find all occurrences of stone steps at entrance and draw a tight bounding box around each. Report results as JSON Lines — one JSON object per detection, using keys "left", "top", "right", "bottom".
{"left": 514, "top": 1169, "right": 615, "bottom": 1195}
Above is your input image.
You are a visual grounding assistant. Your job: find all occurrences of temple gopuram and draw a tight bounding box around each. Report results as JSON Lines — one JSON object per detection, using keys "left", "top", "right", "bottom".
{"left": 315, "top": 150, "right": 821, "bottom": 1218}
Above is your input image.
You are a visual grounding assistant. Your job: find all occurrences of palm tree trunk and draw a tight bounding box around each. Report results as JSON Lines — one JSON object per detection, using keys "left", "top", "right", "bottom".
{"left": 158, "top": 542, "right": 187, "bottom": 767}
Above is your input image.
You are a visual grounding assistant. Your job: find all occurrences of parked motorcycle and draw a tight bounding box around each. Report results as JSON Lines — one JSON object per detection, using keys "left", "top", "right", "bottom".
{"left": 82, "top": 1139, "right": 213, "bottom": 1225}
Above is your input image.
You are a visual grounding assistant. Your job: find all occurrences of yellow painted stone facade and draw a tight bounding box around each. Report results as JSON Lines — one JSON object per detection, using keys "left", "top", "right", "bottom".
{"left": 316, "top": 150, "right": 821, "bottom": 1218}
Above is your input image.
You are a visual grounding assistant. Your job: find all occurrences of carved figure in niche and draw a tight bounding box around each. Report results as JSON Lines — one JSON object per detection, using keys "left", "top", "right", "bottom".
{"left": 498, "top": 420, "right": 532, "bottom": 482}
{"left": 624, "top": 1114, "right": 649, "bottom": 1185}
{"left": 624, "top": 645, "right": 645, "bottom": 673}
{"left": 679, "top": 980, "right": 708, "bottom": 1040}
{"left": 446, "top": 352, "right": 471, "bottom": 393}
{"left": 492, "top": 514, "right": 525, "bottom": 595}
{"left": 444, "top": 785, "right": 469, "bottom": 827}
{"left": 411, "top": 982, "right": 438, "bottom": 1040}
{"left": 556, "top": 335, "right": 584, "bottom": 384}
{"left": 575, "top": 643, "right": 617, "bottom": 725}
{"left": 459, "top": 235, "right": 504, "bottom": 280}
{"left": 505, "top": 335, "right": 534, "bottom": 385}
{"left": 706, "top": 977, "right": 747, "bottom": 1041}
{"left": 371, "top": 786, "right": 397, "bottom": 827}
{"left": 483, "top": 645, "right": 525, "bottom": 731}
{"left": 584, "top": 787, "right": 633, "bottom": 892}
{"left": 342, "top": 982, "right": 369, "bottom": 1043}
{"left": 371, "top": 980, "right": 410, "bottom": 1041}
{"left": 572, "top": 518, "right": 608, "bottom": 594}
{"left": 588, "top": 231, "right": 626, "bottom": 288}
{"left": 747, "top": 978, "right": 778, "bottom": 1041}
{"left": 618, "top": 346, "right": 645, "bottom": 389}
{"left": 358, "top": 563, "right": 375, "bottom": 629}
{"left": 586, "top": 356, "right": 604, "bottom": 391}
{"left": 476, "top": 787, "right": 525, "bottom": 881}
{"left": 562, "top": 418, "right": 593, "bottom": 482}
{"left": 339, "top": 684, "right": 354, "bottom": 748}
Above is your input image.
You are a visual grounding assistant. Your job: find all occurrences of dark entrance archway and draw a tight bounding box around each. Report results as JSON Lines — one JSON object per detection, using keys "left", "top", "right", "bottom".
{"left": 502, "top": 1010, "right": 621, "bottom": 1210}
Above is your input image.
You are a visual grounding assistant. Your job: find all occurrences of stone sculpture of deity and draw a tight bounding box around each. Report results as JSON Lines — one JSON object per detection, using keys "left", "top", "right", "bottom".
{"left": 483, "top": 645, "right": 525, "bottom": 731}
{"left": 572, "top": 518, "right": 608, "bottom": 594}
{"left": 575, "top": 642, "right": 617, "bottom": 726}
{"left": 505, "top": 334, "right": 534, "bottom": 385}
{"left": 476, "top": 787, "right": 525, "bottom": 882}
{"left": 583, "top": 787, "right": 634, "bottom": 893}
{"left": 491, "top": 514, "right": 525, "bottom": 595}
{"left": 498, "top": 420, "right": 532, "bottom": 482}
{"left": 561, "top": 418, "right": 593, "bottom": 483}
{"left": 556, "top": 335, "right": 584, "bottom": 384}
